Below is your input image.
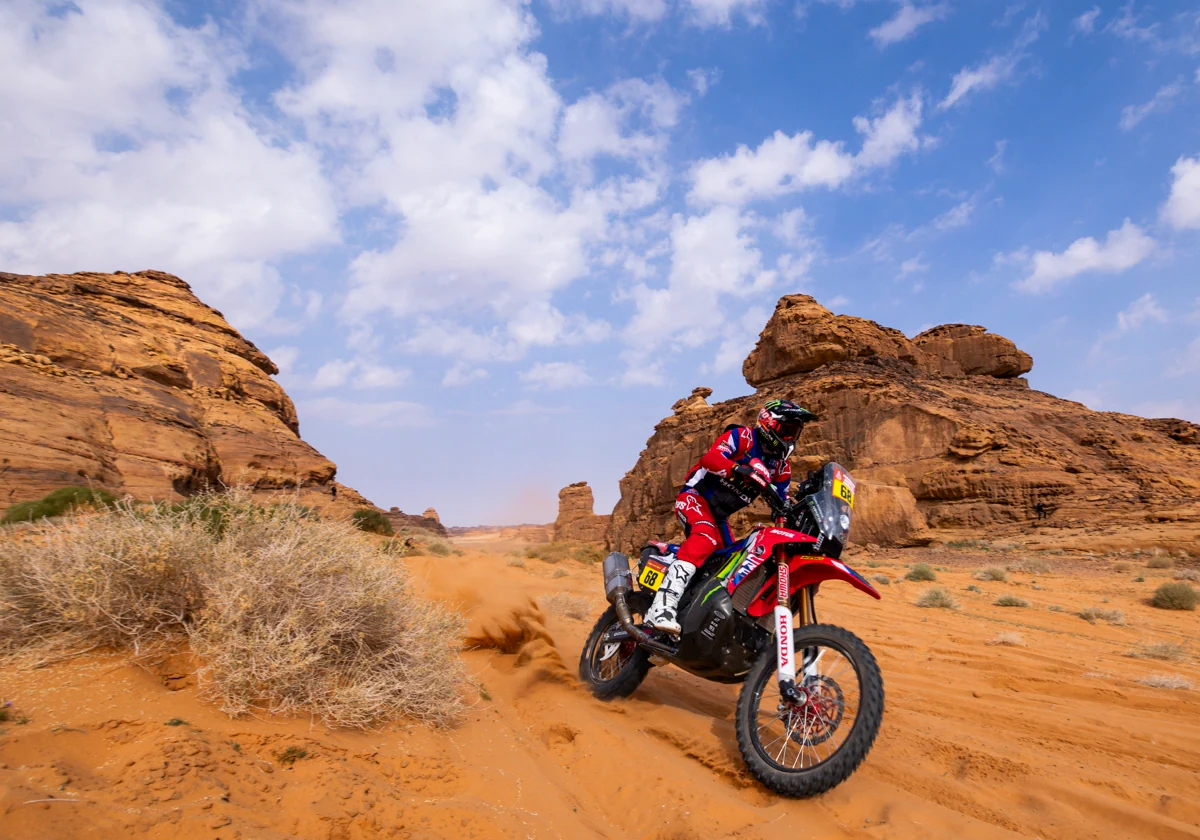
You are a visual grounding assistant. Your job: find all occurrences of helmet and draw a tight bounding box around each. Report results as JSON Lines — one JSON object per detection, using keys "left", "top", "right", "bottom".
{"left": 756, "top": 399, "right": 817, "bottom": 457}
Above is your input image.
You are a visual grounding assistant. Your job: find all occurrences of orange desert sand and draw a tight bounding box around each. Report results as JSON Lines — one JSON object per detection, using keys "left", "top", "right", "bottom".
{"left": 2, "top": 533, "right": 1199, "bottom": 840}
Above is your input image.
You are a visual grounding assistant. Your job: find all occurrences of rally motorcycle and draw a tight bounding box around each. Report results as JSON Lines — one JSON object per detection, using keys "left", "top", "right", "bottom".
{"left": 579, "top": 463, "right": 883, "bottom": 798}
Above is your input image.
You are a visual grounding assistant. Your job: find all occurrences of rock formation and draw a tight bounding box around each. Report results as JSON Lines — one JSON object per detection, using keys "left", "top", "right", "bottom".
{"left": 609, "top": 295, "right": 1200, "bottom": 554}
{"left": 386, "top": 507, "right": 448, "bottom": 536}
{"left": 422, "top": 507, "right": 441, "bottom": 523}
{"left": 553, "top": 482, "right": 610, "bottom": 546}
{"left": 0, "top": 270, "right": 371, "bottom": 516}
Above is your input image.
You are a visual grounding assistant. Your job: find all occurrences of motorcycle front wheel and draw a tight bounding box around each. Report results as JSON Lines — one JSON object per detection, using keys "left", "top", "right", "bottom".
{"left": 735, "top": 623, "right": 883, "bottom": 798}
{"left": 578, "top": 594, "right": 653, "bottom": 700}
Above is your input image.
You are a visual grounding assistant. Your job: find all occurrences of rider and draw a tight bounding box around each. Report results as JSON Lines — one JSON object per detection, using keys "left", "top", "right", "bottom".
{"left": 645, "top": 399, "right": 818, "bottom": 634}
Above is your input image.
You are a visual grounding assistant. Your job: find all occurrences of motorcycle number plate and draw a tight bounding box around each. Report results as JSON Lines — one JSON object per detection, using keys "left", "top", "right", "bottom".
{"left": 832, "top": 478, "right": 855, "bottom": 509}
{"left": 638, "top": 558, "right": 669, "bottom": 591}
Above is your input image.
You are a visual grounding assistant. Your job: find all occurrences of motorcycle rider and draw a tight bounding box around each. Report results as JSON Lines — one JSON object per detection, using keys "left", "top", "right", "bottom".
{"left": 645, "top": 399, "right": 818, "bottom": 634}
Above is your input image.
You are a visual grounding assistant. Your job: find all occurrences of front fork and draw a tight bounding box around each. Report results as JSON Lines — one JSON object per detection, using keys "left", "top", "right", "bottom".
{"left": 775, "top": 563, "right": 817, "bottom": 703}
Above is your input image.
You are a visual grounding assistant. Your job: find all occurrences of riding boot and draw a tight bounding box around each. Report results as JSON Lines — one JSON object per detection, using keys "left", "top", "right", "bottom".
{"left": 645, "top": 558, "right": 697, "bottom": 635}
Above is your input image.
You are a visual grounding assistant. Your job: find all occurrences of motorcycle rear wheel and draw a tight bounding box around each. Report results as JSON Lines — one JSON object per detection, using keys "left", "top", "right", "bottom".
{"left": 578, "top": 596, "right": 652, "bottom": 700}
{"left": 735, "top": 623, "right": 883, "bottom": 798}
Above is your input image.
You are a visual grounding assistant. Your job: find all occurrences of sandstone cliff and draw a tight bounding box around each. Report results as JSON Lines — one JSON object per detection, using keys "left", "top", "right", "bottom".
{"left": 609, "top": 295, "right": 1200, "bottom": 553}
{"left": 0, "top": 271, "right": 369, "bottom": 516}
{"left": 552, "top": 482, "right": 610, "bottom": 546}
{"left": 386, "top": 507, "right": 448, "bottom": 536}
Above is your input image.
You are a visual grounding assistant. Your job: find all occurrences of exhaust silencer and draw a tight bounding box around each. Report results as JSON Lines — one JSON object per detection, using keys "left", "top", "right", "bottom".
{"left": 602, "top": 552, "right": 634, "bottom": 605}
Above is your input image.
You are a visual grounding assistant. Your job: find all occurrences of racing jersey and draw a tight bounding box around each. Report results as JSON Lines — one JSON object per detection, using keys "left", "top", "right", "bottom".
{"left": 681, "top": 425, "right": 791, "bottom": 520}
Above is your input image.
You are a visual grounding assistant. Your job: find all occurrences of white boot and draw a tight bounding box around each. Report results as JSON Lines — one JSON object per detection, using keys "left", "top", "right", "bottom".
{"left": 645, "top": 559, "right": 697, "bottom": 635}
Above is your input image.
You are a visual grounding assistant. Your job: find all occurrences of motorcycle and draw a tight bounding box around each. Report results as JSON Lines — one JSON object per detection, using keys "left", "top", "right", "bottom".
{"left": 578, "top": 462, "right": 884, "bottom": 798}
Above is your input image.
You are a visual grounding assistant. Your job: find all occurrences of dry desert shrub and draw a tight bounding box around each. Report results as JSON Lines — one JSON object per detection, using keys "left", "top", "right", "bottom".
{"left": 1007, "top": 557, "right": 1051, "bottom": 574}
{"left": 551, "top": 567, "right": 570, "bottom": 579}
{"left": 965, "top": 584, "right": 983, "bottom": 593}
{"left": 987, "top": 632, "right": 1026, "bottom": 647}
{"left": 1078, "top": 607, "right": 1125, "bottom": 625}
{"left": 0, "top": 491, "right": 467, "bottom": 728}
{"left": 1174, "top": 569, "right": 1200, "bottom": 582}
{"left": 915, "top": 587, "right": 957, "bottom": 609}
{"left": 1112, "top": 561, "right": 1134, "bottom": 573}
{"left": 1137, "top": 674, "right": 1193, "bottom": 690}
{"left": 539, "top": 593, "right": 591, "bottom": 621}
{"left": 994, "top": 595, "right": 1030, "bottom": 608}
{"left": 905, "top": 563, "right": 937, "bottom": 582}
{"left": 1127, "top": 642, "right": 1186, "bottom": 662}
{"left": 974, "top": 567, "right": 1008, "bottom": 582}
{"left": 872, "top": 574, "right": 890, "bottom": 585}
{"left": 505, "top": 555, "right": 527, "bottom": 569}
{"left": 1150, "top": 582, "right": 1198, "bottom": 611}
{"left": 1146, "top": 556, "right": 1174, "bottom": 570}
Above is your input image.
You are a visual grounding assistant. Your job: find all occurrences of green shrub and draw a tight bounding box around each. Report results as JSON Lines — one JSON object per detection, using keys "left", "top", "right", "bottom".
{"left": 915, "top": 587, "right": 957, "bottom": 609}
{"left": 2, "top": 487, "right": 117, "bottom": 524}
{"left": 994, "top": 595, "right": 1030, "bottom": 608}
{"left": 974, "top": 567, "right": 1008, "bottom": 582}
{"left": 905, "top": 563, "right": 937, "bottom": 582}
{"left": 1150, "top": 582, "right": 1198, "bottom": 611}
{"left": 351, "top": 508, "right": 394, "bottom": 536}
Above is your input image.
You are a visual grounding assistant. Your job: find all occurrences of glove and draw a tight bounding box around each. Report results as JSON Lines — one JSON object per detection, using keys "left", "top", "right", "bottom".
{"left": 733, "top": 459, "right": 771, "bottom": 488}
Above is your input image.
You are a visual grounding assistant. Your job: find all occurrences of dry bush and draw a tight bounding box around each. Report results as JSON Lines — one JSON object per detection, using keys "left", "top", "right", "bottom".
{"left": 965, "top": 584, "right": 983, "bottom": 593}
{"left": 551, "top": 567, "right": 570, "bottom": 579}
{"left": 1127, "top": 642, "right": 1186, "bottom": 662}
{"left": 0, "top": 491, "right": 467, "bottom": 728}
{"left": 1008, "top": 557, "right": 1051, "bottom": 574}
{"left": 1146, "top": 556, "right": 1174, "bottom": 570}
{"left": 505, "top": 556, "right": 526, "bottom": 569}
{"left": 1150, "top": 582, "right": 1198, "bottom": 611}
{"left": 1174, "top": 569, "right": 1200, "bottom": 582}
{"left": 1047, "top": 604, "right": 1066, "bottom": 612}
{"left": 539, "top": 593, "right": 591, "bottom": 621}
{"left": 1078, "top": 607, "right": 1125, "bottom": 625}
{"left": 987, "top": 632, "right": 1025, "bottom": 647}
{"left": 1137, "top": 674, "right": 1193, "bottom": 690}
{"left": 905, "top": 563, "right": 937, "bottom": 582}
{"left": 1112, "top": 561, "right": 1134, "bottom": 573}
{"left": 974, "top": 567, "right": 1008, "bottom": 582}
{"left": 872, "top": 574, "right": 890, "bottom": 585}
{"left": 915, "top": 587, "right": 957, "bottom": 609}
{"left": 994, "top": 595, "right": 1030, "bottom": 608}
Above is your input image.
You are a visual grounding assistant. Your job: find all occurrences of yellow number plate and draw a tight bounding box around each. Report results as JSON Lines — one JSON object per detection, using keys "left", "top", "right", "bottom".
{"left": 832, "top": 479, "right": 855, "bottom": 509}
{"left": 639, "top": 560, "right": 668, "bottom": 591}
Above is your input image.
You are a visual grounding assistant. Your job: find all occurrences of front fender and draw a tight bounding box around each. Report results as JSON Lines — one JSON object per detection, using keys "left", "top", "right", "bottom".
{"left": 745, "top": 556, "right": 880, "bottom": 618}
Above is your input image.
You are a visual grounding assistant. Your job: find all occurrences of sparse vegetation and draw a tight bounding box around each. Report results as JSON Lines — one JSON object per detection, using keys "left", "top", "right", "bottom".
{"left": 1078, "top": 607, "right": 1125, "bottom": 625}
{"left": 1048, "top": 604, "right": 1066, "bottom": 613}
{"left": 872, "top": 574, "right": 890, "bottom": 585}
{"left": 274, "top": 746, "right": 309, "bottom": 766}
{"left": 506, "top": 556, "right": 526, "bottom": 569}
{"left": 1137, "top": 674, "right": 1192, "bottom": 690}
{"left": 1174, "top": 569, "right": 1200, "bottom": 582}
{"left": 526, "top": 542, "right": 604, "bottom": 564}
{"left": 351, "top": 507, "right": 394, "bottom": 536}
{"left": 1146, "top": 556, "right": 1174, "bottom": 570}
{"left": 994, "top": 595, "right": 1030, "bottom": 608}
{"left": 946, "top": 539, "right": 990, "bottom": 550}
{"left": 987, "top": 632, "right": 1025, "bottom": 647}
{"left": 905, "top": 563, "right": 937, "bottom": 582}
{"left": 1150, "top": 582, "right": 1198, "bottom": 611}
{"left": 540, "top": 593, "right": 591, "bottom": 621}
{"left": 0, "top": 490, "right": 467, "bottom": 727}
{"left": 915, "top": 587, "right": 957, "bottom": 609}
{"left": 1007, "top": 558, "right": 1051, "bottom": 574}
{"left": 966, "top": 585, "right": 983, "bottom": 593}
{"left": 974, "top": 567, "right": 1008, "bottom": 582}
{"left": 1, "top": 486, "right": 117, "bottom": 525}
{"left": 551, "top": 568, "right": 569, "bottom": 579}
{"left": 164, "top": 718, "right": 188, "bottom": 727}
{"left": 1127, "top": 642, "right": 1186, "bottom": 662}
{"left": 1113, "top": 561, "right": 1134, "bottom": 573}
{"left": 1134, "top": 576, "right": 1145, "bottom": 582}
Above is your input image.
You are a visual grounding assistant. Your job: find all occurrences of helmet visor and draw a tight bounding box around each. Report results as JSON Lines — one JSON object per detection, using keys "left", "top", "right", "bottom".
{"left": 775, "top": 420, "right": 804, "bottom": 442}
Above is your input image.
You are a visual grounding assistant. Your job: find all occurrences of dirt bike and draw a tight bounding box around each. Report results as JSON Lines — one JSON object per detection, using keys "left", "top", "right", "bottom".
{"left": 579, "top": 462, "right": 883, "bottom": 798}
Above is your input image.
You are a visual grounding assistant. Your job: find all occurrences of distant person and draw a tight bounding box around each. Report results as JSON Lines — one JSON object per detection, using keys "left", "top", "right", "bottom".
{"left": 330, "top": 484, "right": 338, "bottom": 502}
{"left": 1035, "top": 501, "right": 1047, "bottom": 520}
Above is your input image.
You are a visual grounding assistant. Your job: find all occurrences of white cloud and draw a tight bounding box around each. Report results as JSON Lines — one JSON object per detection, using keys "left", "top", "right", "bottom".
{"left": 689, "top": 93, "right": 924, "bottom": 205}
{"left": 711, "top": 305, "right": 771, "bottom": 373}
{"left": 299, "top": 397, "right": 432, "bottom": 428}
{"left": 869, "top": 2, "right": 950, "bottom": 47}
{"left": 1091, "top": 293, "right": 1170, "bottom": 358}
{"left": 313, "top": 359, "right": 357, "bottom": 389}
{"left": 898, "top": 254, "right": 930, "bottom": 276}
{"left": 939, "top": 12, "right": 1046, "bottom": 110}
{"left": 987, "top": 139, "right": 1008, "bottom": 173}
{"left": 268, "top": 346, "right": 301, "bottom": 377}
{"left": 1010, "top": 220, "right": 1156, "bottom": 294}
{"left": 0, "top": 0, "right": 339, "bottom": 331}
{"left": 826, "top": 295, "right": 851, "bottom": 309}
{"left": 1162, "top": 156, "right": 1200, "bottom": 230}
{"left": 1072, "top": 6, "right": 1101, "bottom": 36}
{"left": 442, "top": 362, "right": 489, "bottom": 387}
{"left": 683, "top": 0, "right": 770, "bottom": 27}
{"left": 352, "top": 363, "right": 411, "bottom": 389}
{"left": 519, "top": 361, "right": 593, "bottom": 389}
{"left": 931, "top": 197, "right": 975, "bottom": 231}
{"left": 687, "top": 67, "right": 722, "bottom": 95}
{"left": 1119, "top": 79, "right": 1185, "bottom": 130}
{"left": 1166, "top": 336, "right": 1200, "bottom": 377}
{"left": 547, "top": 0, "right": 670, "bottom": 22}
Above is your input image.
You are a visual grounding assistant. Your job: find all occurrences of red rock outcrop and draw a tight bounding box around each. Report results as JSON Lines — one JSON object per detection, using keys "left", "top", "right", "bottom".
{"left": 609, "top": 295, "right": 1200, "bottom": 553}
{"left": 422, "top": 507, "right": 441, "bottom": 523}
{"left": 553, "top": 482, "right": 610, "bottom": 546}
{"left": 386, "top": 507, "right": 448, "bottom": 536}
{"left": 0, "top": 270, "right": 369, "bottom": 517}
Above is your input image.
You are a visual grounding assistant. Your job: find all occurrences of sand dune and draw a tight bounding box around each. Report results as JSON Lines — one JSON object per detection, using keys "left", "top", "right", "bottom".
{"left": 2, "top": 538, "right": 1198, "bottom": 839}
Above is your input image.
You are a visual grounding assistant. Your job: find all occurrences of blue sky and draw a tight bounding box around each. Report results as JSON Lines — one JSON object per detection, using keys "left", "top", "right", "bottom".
{"left": 3, "top": 0, "right": 1199, "bottom": 524}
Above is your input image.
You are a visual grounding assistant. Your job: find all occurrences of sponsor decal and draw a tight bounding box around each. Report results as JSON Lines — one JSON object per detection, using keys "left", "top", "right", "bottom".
{"left": 777, "top": 611, "right": 791, "bottom": 668}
